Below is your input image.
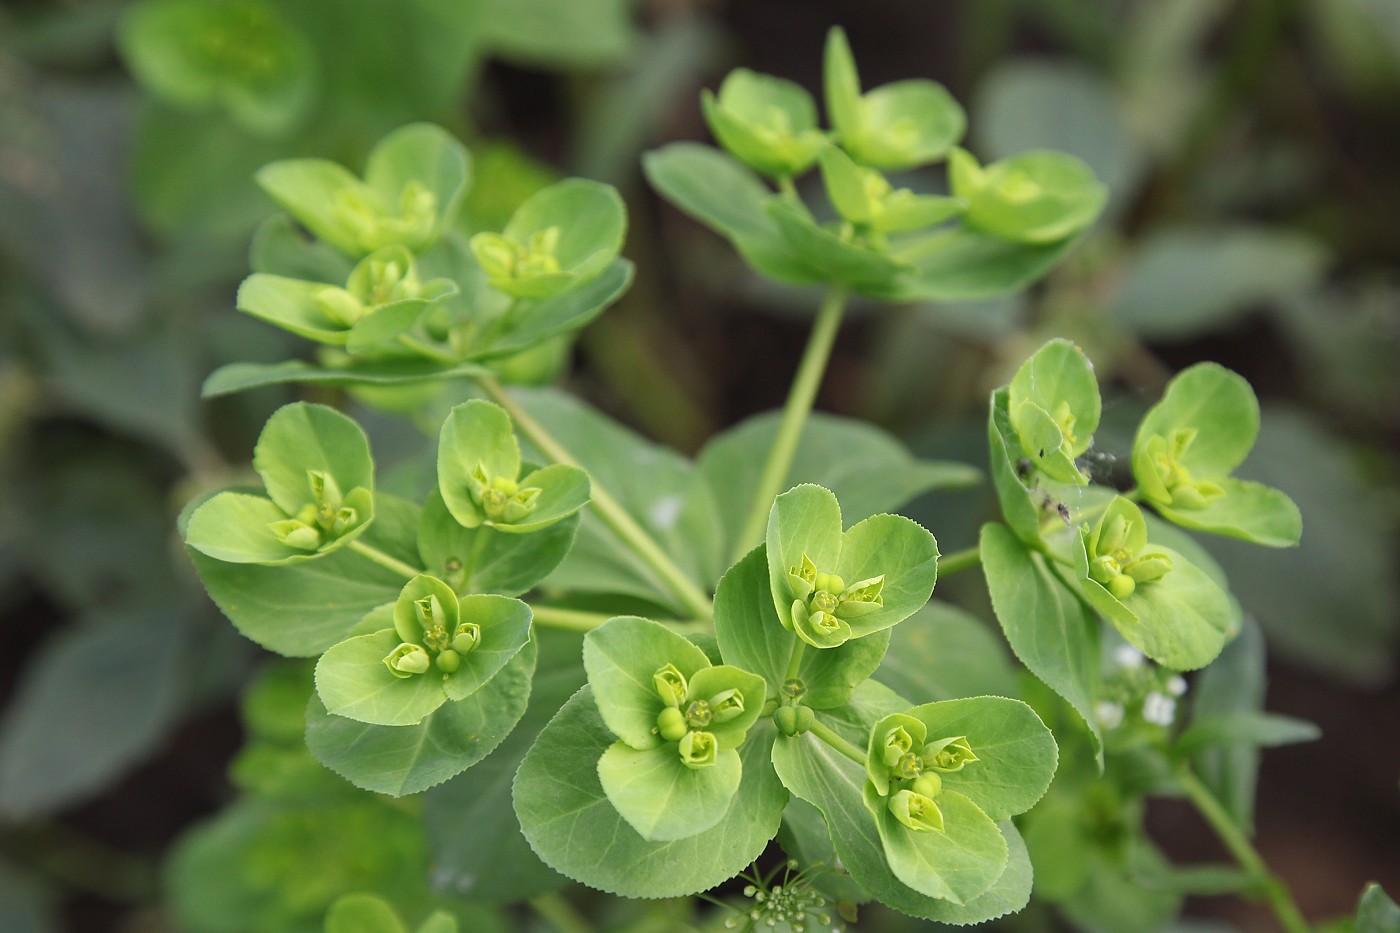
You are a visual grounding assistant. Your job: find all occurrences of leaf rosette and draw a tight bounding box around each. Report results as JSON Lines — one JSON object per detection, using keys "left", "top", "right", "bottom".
{"left": 860, "top": 697, "right": 1057, "bottom": 905}
{"left": 766, "top": 484, "right": 939, "bottom": 648}
{"left": 1132, "top": 363, "right": 1301, "bottom": 547}
{"left": 824, "top": 27, "right": 966, "bottom": 170}
{"left": 314, "top": 574, "right": 533, "bottom": 726}
{"left": 949, "top": 147, "right": 1106, "bottom": 245}
{"left": 469, "top": 179, "right": 625, "bottom": 300}
{"left": 1072, "top": 497, "right": 1238, "bottom": 671}
{"left": 701, "top": 68, "right": 828, "bottom": 179}
{"left": 256, "top": 123, "right": 471, "bottom": 257}
{"left": 437, "top": 400, "right": 590, "bottom": 534}
{"left": 582, "top": 617, "right": 766, "bottom": 841}
{"left": 185, "top": 402, "right": 375, "bottom": 565}
{"left": 237, "top": 245, "right": 458, "bottom": 353}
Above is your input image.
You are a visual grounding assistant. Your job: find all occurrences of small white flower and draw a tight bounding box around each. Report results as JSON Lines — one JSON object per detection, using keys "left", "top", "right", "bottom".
{"left": 1114, "top": 645, "right": 1145, "bottom": 670}
{"left": 1142, "top": 692, "right": 1176, "bottom": 726}
{"left": 1095, "top": 700, "right": 1124, "bottom": 729}
{"left": 1166, "top": 675, "right": 1188, "bottom": 696}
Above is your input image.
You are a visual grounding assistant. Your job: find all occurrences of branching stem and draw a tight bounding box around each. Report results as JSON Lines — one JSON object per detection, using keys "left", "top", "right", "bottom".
{"left": 808, "top": 718, "right": 866, "bottom": 765}
{"left": 1175, "top": 764, "right": 1309, "bottom": 933}
{"left": 478, "top": 375, "right": 714, "bottom": 620}
{"left": 937, "top": 545, "right": 981, "bottom": 577}
{"left": 732, "top": 286, "right": 849, "bottom": 562}
{"left": 347, "top": 539, "right": 421, "bottom": 579}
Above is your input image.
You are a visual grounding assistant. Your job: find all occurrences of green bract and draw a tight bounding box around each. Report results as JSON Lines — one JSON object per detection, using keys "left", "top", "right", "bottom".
{"left": 469, "top": 179, "right": 626, "bottom": 299}
{"left": 1133, "top": 364, "right": 1302, "bottom": 547}
{"left": 701, "top": 68, "right": 827, "bottom": 179}
{"left": 437, "top": 400, "right": 590, "bottom": 533}
{"left": 949, "top": 147, "right": 1106, "bottom": 244}
{"left": 186, "top": 402, "right": 375, "bottom": 565}
{"left": 819, "top": 147, "right": 965, "bottom": 237}
{"left": 1072, "top": 497, "right": 1237, "bottom": 670}
{"left": 324, "top": 893, "right": 457, "bottom": 933}
{"left": 1008, "top": 338, "right": 1102, "bottom": 485}
{"left": 314, "top": 575, "right": 532, "bottom": 726}
{"left": 859, "top": 698, "right": 1057, "bottom": 904}
{"left": 257, "top": 123, "right": 470, "bottom": 257}
{"left": 824, "top": 28, "right": 966, "bottom": 170}
{"left": 766, "top": 485, "right": 939, "bottom": 648}
{"left": 119, "top": 0, "right": 314, "bottom": 136}
{"left": 237, "top": 246, "right": 458, "bottom": 352}
{"left": 582, "top": 617, "right": 766, "bottom": 841}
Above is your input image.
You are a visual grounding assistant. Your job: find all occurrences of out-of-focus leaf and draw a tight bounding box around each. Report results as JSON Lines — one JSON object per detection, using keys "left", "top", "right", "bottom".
{"left": 1274, "top": 282, "right": 1400, "bottom": 425}
{"left": 0, "top": 83, "right": 149, "bottom": 333}
{"left": 1189, "top": 620, "right": 1265, "bottom": 830}
{"left": 877, "top": 600, "right": 1019, "bottom": 702}
{"left": 974, "top": 59, "right": 1146, "bottom": 213}
{"left": 0, "top": 607, "right": 185, "bottom": 818}
{"left": 571, "top": 15, "right": 723, "bottom": 183}
{"left": 0, "top": 860, "right": 56, "bottom": 933}
{"left": 476, "top": 0, "right": 634, "bottom": 68}
{"left": 1357, "top": 882, "right": 1400, "bottom": 933}
{"left": 1202, "top": 408, "right": 1399, "bottom": 684}
{"left": 697, "top": 410, "right": 978, "bottom": 563}
{"left": 1111, "top": 227, "right": 1329, "bottom": 340}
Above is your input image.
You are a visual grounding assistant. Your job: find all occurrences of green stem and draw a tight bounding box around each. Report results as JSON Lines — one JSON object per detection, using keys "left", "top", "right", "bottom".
{"left": 477, "top": 376, "right": 714, "bottom": 620}
{"left": 731, "top": 286, "right": 849, "bottom": 562}
{"left": 348, "top": 539, "right": 421, "bottom": 579}
{"left": 1176, "top": 765, "right": 1310, "bottom": 933}
{"left": 938, "top": 545, "right": 981, "bottom": 577}
{"left": 530, "top": 606, "right": 613, "bottom": 632}
{"left": 529, "top": 892, "right": 594, "bottom": 933}
{"left": 809, "top": 717, "right": 866, "bottom": 765}
{"left": 785, "top": 637, "right": 807, "bottom": 680}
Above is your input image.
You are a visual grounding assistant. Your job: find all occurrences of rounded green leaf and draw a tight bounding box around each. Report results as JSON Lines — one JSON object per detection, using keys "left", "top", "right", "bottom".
{"left": 950, "top": 148, "right": 1106, "bottom": 244}
{"left": 888, "top": 226, "right": 1082, "bottom": 301}
{"left": 514, "top": 687, "right": 787, "bottom": 897}
{"left": 253, "top": 402, "right": 375, "bottom": 518}
{"left": 417, "top": 490, "right": 579, "bottom": 596}
{"left": 583, "top": 616, "right": 712, "bottom": 750}
{"left": 441, "top": 594, "right": 533, "bottom": 702}
{"left": 437, "top": 400, "right": 522, "bottom": 529}
{"left": 237, "top": 274, "right": 351, "bottom": 346}
{"left": 363, "top": 123, "right": 472, "bottom": 247}
{"left": 835, "top": 513, "right": 940, "bottom": 636}
{"left": 477, "top": 179, "right": 626, "bottom": 298}
{"left": 305, "top": 639, "right": 535, "bottom": 796}
{"left": 767, "top": 484, "right": 845, "bottom": 631}
{"left": 119, "top": 0, "right": 314, "bottom": 137}
{"left": 1009, "top": 338, "right": 1101, "bottom": 467}
{"left": 1155, "top": 478, "right": 1302, "bottom": 548}
{"left": 901, "top": 697, "right": 1058, "bottom": 821}
{"left": 597, "top": 740, "right": 742, "bottom": 841}
{"left": 472, "top": 259, "right": 634, "bottom": 360}
{"left": 490, "top": 464, "right": 590, "bottom": 534}
{"left": 187, "top": 492, "right": 421, "bottom": 657}
{"left": 772, "top": 704, "right": 1033, "bottom": 923}
{"left": 715, "top": 545, "right": 891, "bottom": 710}
{"left": 315, "top": 628, "right": 449, "bottom": 726}
{"left": 823, "top": 28, "right": 862, "bottom": 150}
{"left": 867, "top": 784, "right": 1009, "bottom": 905}
{"left": 185, "top": 491, "right": 311, "bottom": 565}
{"left": 980, "top": 523, "right": 1103, "bottom": 763}
{"left": 256, "top": 159, "right": 372, "bottom": 256}
{"left": 325, "top": 894, "right": 407, "bottom": 933}
{"left": 702, "top": 69, "right": 826, "bottom": 179}
{"left": 846, "top": 80, "right": 966, "bottom": 170}
{"left": 1132, "top": 363, "right": 1260, "bottom": 493}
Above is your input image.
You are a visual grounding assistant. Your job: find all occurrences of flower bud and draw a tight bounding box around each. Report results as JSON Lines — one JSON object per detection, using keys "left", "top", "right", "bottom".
{"left": 678, "top": 730, "right": 717, "bottom": 769}
{"left": 653, "top": 663, "right": 688, "bottom": 708}
{"left": 383, "top": 643, "right": 430, "bottom": 678}
{"left": 888, "top": 789, "right": 945, "bottom": 833}
{"left": 708, "top": 688, "right": 746, "bottom": 723}
{"left": 1108, "top": 574, "right": 1136, "bottom": 600}
{"left": 451, "top": 621, "right": 480, "bottom": 654}
{"left": 269, "top": 518, "right": 321, "bottom": 551}
{"left": 923, "top": 735, "right": 978, "bottom": 772}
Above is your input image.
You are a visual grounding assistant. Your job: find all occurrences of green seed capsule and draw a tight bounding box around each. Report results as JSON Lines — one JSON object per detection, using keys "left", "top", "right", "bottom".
{"left": 1108, "top": 574, "right": 1136, "bottom": 600}
{"left": 657, "top": 707, "right": 687, "bottom": 742}
{"left": 912, "top": 772, "right": 942, "bottom": 798}
{"left": 436, "top": 649, "right": 461, "bottom": 673}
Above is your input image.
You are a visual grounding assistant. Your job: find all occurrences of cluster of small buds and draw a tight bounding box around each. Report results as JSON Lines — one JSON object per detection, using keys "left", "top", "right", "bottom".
{"left": 1095, "top": 645, "right": 1189, "bottom": 731}
{"left": 721, "top": 860, "right": 845, "bottom": 933}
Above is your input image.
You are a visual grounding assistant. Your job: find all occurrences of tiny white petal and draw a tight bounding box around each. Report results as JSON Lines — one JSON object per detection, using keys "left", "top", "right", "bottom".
{"left": 1095, "top": 700, "right": 1124, "bottom": 729}
{"left": 1142, "top": 692, "right": 1176, "bottom": 726}
{"left": 1167, "top": 675, "right": 1188, "bottom": 696}
{"left": 1114, "top": 645, "right": 1145, "bottom": 669}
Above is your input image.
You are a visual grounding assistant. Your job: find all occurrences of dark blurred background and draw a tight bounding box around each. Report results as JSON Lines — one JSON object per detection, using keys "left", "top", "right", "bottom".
{"left": 0, "top": 0, "right": 1397, "bottom": 930}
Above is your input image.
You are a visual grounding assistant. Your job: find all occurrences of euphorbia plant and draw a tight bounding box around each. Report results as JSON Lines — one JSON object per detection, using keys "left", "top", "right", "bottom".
{"left": 174, "top": 25, "right": 1350, "bottom": 933}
